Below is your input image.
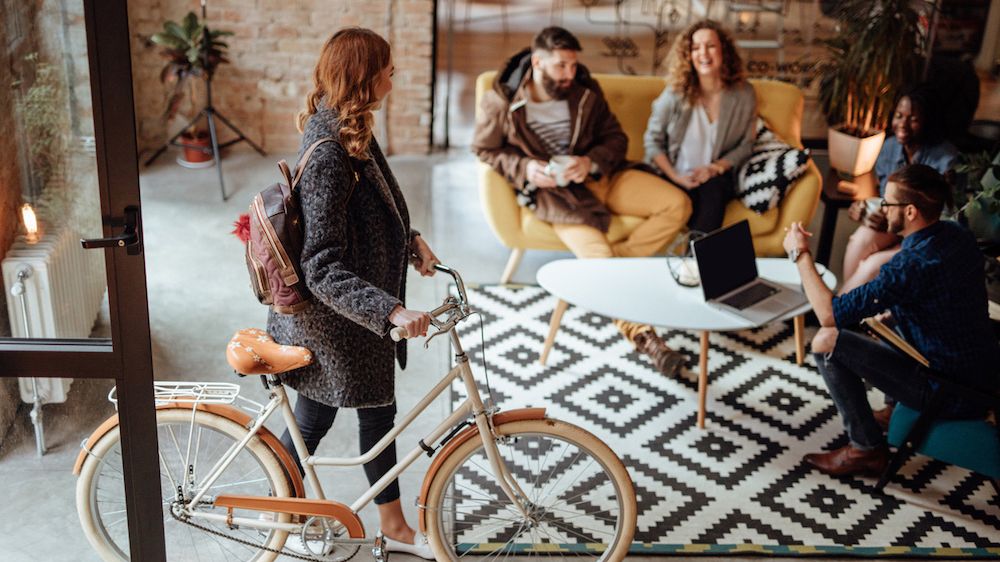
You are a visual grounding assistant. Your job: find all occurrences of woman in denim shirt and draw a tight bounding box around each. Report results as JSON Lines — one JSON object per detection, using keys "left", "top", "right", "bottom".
{"left": 840, "top": 84, "right": 958, "bottom": 293}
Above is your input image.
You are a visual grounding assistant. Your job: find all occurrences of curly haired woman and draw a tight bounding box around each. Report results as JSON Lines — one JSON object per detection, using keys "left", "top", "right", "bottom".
{"left": 643, "top": 19, "right": 757, "bottom": 233}
{"left": 268, "top": 27, "right": 437, "bottom": 559}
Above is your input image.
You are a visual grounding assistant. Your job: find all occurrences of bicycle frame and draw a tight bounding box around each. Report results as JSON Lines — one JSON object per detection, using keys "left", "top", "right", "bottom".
{"left": 182, "top": 313, "right": 532, "bottom": 535}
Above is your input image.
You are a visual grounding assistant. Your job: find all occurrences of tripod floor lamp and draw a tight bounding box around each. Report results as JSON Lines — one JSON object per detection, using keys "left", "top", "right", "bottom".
{"left": 144, "top": 0, "right": 265, "bottom": 201}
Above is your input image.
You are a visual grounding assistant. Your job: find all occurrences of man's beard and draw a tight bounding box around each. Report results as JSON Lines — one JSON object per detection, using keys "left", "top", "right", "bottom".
{"left": 541, "top": 72, "right": 573, "bottom": 100}
{"left": 888, "top": 216, "right": 905, "bottom": 235}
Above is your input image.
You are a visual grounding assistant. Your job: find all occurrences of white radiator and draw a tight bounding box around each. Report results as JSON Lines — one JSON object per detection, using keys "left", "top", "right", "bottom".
{"left": 2, "top": 227, "right": 106, "bottom": 404}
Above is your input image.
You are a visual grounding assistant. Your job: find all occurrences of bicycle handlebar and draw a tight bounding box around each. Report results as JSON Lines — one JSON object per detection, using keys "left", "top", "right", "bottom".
{"left": 389, "top": 263, "right": 469, "bottom": 342}
{"left": 389, "top": 326, "right": 409, "bottom": 341}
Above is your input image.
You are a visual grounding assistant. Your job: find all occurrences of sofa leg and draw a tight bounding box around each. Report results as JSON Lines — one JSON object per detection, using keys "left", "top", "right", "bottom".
{"left": 500, "top": 248, "right": 525, "bottom": 285}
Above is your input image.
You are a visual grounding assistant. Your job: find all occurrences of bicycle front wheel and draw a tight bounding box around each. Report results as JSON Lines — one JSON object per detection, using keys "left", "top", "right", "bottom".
{"left": 76, "top": 408, "right": 293, "bottom": 561}
{"left": 424, "top": 418, "right": 636, "bottom": 560}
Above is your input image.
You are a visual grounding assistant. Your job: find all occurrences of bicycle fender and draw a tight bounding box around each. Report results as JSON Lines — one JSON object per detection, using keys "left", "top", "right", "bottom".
{"left": 416, "top": 407, "right": 546, "bottom": 533}
{"left": 72, "top": 403, "right": 306, "bottom": 499}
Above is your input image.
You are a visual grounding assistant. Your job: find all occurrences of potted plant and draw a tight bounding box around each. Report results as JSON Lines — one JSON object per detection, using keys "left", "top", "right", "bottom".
{"left": 952, "top": 149, "right": 1000, "bottom": 244}
{"left": 818, "top": 0, "right": 928, "bottom": 176}
{"left": 150, "top": 11, "right": 232, "bottom": 165}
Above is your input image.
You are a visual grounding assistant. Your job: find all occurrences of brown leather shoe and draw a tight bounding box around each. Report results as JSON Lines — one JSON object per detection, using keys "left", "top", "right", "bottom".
{"left": 634, "top": 331, "right": 685, "bottom": 377}
{"left": 803, "top": 444, "right": 889, "bottom": 477}
{"left": 873, "top": 405, "right": 894, "bottom": 432}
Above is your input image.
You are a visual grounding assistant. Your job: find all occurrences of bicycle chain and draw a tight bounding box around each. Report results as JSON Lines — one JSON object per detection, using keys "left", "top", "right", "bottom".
{"left": 169, "top": 503, "right": 359, "bottom": 562}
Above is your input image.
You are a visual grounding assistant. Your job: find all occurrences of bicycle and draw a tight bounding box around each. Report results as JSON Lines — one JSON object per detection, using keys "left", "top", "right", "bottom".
{"left": 74, "top": 264, "right": 637, "bottom": 561}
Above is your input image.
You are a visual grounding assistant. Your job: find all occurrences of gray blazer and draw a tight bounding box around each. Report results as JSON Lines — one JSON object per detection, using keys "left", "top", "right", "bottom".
{"left": 643, "top": 82, "right": 757, "bottom": 171}
{"left": 267, "top": 105, "right": 413, "bottom": 408}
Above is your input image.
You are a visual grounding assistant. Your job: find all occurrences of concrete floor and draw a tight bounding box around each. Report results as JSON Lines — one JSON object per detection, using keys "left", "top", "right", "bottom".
{"left": 0, "top": 147, "right": 879, "bottom": 561}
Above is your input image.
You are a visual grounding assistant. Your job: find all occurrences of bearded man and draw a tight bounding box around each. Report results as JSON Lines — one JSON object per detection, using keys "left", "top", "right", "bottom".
{"left": 783, "top": 164, "right": 999, "bottom": 476}
{"left": 473, "top": 26, "right": 692, "bottom": 376}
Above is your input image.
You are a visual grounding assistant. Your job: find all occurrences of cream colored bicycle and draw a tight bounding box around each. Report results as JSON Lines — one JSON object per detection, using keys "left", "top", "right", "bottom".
{"left": 74, "top": 264, "right": 636, "bottom": 561}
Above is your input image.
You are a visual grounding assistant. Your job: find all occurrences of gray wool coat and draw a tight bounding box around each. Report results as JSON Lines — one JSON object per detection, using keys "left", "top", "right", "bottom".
{"left": 267, "top": 105, "right": 413, "bottom": 408}
{"left": 643, "top": 82, "right": 757, "bottom": 171}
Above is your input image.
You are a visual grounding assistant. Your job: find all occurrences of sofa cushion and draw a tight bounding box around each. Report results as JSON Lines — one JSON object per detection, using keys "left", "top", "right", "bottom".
{"left": 736, "top": 119, "right": 811, "bottom": 214}
{"left": 723, "top": 201, "right": 781, "bottom": 237}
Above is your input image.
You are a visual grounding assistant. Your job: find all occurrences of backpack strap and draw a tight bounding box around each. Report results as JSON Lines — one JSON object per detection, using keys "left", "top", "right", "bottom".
{"left": 290, "top": 137, "right": 359, "bottom": 201}
{"left": 277, "top": 160, "right": 293, "bottom": 186}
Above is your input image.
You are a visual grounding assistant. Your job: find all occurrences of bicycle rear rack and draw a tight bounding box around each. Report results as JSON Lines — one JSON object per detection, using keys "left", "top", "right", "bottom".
{"left": 108, "top": 381, "right": 244, "bottom": 407}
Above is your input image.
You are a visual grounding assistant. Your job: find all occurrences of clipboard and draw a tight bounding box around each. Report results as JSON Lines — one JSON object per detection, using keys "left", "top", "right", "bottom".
{"left": 861, "top": 317, "right": 929, "bottom": 368}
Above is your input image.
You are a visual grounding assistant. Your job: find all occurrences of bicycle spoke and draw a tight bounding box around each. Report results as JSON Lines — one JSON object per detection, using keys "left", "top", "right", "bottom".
{"left": 543, "top": 505, "right": 619, "bottom": 525}
{"left": 82, "top": 409, "right": 289, "bottom": 562}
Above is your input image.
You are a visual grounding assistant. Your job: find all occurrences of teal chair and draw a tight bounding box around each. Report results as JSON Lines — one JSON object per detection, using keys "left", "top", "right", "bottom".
{"left": 875, "top": 371, "right": 1000, "bottom": 493}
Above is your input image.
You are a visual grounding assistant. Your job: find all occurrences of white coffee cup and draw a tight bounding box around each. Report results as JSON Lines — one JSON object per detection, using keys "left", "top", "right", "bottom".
{"left": 547, "top": 155, "right": 574, "bottom": 187}
{"left": 676, "top": 258, "right": 700, "bottom": 287}
{"left": 865, "top": 197, "right": 883, "bottom": 216}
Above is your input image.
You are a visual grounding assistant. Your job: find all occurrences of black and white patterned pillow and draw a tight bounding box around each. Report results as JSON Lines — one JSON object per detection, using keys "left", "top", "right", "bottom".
{"left": 736, "top": 119, "right": 811, "bottom": 213}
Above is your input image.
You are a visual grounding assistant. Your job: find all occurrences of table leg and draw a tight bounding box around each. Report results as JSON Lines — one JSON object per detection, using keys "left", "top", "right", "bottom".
{"left": 697, "top": 331, "right": 709, "bottom": 429}
{"left": 539, "top": 299, "right": 568, "bottom": 366}
{"left": 794, "top": 315, "right": 806, "bottom": 365}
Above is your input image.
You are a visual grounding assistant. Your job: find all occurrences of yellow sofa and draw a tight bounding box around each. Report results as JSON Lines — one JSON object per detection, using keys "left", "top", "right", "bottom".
{"left": 474, "top": 71, "right": 822, "bottom": 283}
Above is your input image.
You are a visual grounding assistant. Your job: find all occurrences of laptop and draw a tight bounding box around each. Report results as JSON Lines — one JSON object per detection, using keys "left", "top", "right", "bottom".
{"left": 691, "top": 219, "right": 808, "bottom": 324}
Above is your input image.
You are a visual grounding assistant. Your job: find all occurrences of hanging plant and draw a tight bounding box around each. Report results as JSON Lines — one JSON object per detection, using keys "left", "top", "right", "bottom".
{"left": 11, "top": 52, "right": 69, "bottom": 215}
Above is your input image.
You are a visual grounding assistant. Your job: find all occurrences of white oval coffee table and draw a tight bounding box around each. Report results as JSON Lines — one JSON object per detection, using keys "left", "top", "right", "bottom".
{"left": 536, "top": 257, "right": 837, "bottom": 428}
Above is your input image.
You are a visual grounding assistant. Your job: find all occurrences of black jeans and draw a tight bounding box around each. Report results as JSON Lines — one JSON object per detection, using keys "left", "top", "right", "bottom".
{"left": 814, "top": 330, "right": 985, "bottom": 450}
{"left": 280, "top": 393, "right": 400, "bottom": 505}
{"left": 686, "top": 173, "right": 734, "bottom": 233}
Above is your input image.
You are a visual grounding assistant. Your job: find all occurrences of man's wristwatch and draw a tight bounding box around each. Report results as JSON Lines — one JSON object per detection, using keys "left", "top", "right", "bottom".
{"left": 787, "top": 247, "right": 809, "bottom": 263}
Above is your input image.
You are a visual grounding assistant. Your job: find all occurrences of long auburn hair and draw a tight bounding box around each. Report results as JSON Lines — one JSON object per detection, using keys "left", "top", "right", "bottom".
{"left": 297, "top": 28, "right": 391, "bottom": 159}
{"left": 664, "top": 20, "right": 744, "bottom": 103}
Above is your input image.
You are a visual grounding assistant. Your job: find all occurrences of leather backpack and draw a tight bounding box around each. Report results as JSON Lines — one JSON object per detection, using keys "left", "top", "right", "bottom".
{"left": 235, "top": 137, "right": 357, "bottom": 314}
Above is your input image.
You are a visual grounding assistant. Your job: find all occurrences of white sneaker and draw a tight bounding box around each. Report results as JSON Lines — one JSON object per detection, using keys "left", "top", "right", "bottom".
{"left": 388, "top": 531, "right": 435, "bottom": 560}
{"left": 283, "top": 533, "right": 331, "bottom": 557}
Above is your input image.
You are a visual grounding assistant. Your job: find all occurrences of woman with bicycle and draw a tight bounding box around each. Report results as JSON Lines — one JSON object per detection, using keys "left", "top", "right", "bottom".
{"left": 267, "top": 27, "right": 438, "bottom": 559}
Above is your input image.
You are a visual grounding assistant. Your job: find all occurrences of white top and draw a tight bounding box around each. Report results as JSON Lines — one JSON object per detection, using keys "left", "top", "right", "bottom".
{"left": 526, "top": 99, "right": 571, "bottom": 156}
{"left": 674, "top": 105, "right": 716, "bottom": 175}
{"left": 537, "top": 258, "right": 837, "bottom": 331}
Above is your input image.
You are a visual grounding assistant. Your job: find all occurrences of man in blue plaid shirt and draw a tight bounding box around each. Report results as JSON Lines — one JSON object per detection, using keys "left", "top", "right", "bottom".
{"left": 783, "top": 164, "right": 999, "bottom": 477}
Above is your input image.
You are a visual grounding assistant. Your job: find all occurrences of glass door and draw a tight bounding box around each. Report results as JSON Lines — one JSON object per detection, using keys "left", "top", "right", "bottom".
{"left": 0, "top": 0, "right": 164, "bottom": 559}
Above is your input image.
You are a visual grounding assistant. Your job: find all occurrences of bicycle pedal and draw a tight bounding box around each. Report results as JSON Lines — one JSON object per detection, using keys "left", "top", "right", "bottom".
{"left": 372, "top": 530, "right": 388, "bottom": 562}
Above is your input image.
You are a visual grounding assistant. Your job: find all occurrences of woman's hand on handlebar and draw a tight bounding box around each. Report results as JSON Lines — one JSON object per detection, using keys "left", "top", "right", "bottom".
{"left": 388, "top": 305, "right": 431, "bottom": 338}
{"left": 410, "top": 235, "right": 440, "bottom": 277}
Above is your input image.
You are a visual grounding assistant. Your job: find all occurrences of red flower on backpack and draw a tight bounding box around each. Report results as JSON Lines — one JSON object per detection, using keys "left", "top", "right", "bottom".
{"left": 232, "top": 213, "right": 251, "bottom": 242}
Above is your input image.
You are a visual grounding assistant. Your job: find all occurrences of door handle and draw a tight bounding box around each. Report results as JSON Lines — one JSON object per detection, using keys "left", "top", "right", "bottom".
{"left": 81, "top": 205, "right": 142, "bottom": 255}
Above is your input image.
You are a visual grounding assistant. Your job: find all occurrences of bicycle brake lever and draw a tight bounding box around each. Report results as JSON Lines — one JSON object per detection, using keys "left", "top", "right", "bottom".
{"left": 423, "top": 328, "right": 448, "bottom": 349}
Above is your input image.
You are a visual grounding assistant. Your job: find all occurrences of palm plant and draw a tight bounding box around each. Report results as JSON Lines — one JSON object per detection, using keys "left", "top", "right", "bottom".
{"left": 818, "top": 0, "right": 928, "bottom": 137}
{"left": 150, "top": 11, "right": 232, "bottom": 122}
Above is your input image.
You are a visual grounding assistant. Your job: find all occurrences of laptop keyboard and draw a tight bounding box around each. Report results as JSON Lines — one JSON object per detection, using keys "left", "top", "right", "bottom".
{"left": 721, "top": 282, "right": 779, "bottom": 310}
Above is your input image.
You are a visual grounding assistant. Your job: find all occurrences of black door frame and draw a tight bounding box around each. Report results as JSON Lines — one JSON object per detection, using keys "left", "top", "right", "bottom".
{"left": 0, "top": 0, "right": 165, "bottom": 559}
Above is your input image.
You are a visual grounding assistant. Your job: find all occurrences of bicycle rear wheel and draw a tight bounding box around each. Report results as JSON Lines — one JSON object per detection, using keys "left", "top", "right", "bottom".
{"left": 76, "top": 408, "right": 293, "bottom": 561}
{"left": 424, "top": 418, "right": 636, "bottom": 560}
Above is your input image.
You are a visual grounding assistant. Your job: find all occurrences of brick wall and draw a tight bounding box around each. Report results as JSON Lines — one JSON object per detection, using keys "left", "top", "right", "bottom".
{"left": 127, "top": 0, "right": 434, "bottom": 155}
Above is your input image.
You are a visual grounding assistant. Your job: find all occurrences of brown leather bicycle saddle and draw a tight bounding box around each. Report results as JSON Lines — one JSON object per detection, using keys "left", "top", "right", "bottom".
{"left": 226, "top": 328, "right": 313, "bottom": 376}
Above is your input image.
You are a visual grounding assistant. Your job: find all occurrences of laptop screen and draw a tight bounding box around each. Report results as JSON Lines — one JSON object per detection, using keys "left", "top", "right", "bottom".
{"left": 693, "top": 220, "right": 759, "bottom": 300}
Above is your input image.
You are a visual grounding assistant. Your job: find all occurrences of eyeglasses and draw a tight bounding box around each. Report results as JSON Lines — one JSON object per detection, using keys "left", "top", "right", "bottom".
{"left": 879, "top": 200, "right": 910, "bottom": 211}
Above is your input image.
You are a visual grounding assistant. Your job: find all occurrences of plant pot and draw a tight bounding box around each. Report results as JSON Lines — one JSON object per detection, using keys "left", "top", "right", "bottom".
{"left": 178, "top": 131, "right": 214, "bottom": 166}
{"left": 828, "top": 127, "right": 886, "bottom": 176}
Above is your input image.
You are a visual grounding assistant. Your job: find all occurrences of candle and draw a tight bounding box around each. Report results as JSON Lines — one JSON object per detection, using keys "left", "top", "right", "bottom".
{"left": 21, "top": 203, "right": 38, "bottom": 244}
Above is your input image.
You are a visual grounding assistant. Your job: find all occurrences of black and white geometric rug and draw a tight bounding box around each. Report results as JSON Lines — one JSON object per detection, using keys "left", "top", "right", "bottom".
{"left": 451, "top": 284, "right": 1000, "bottom": 558}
